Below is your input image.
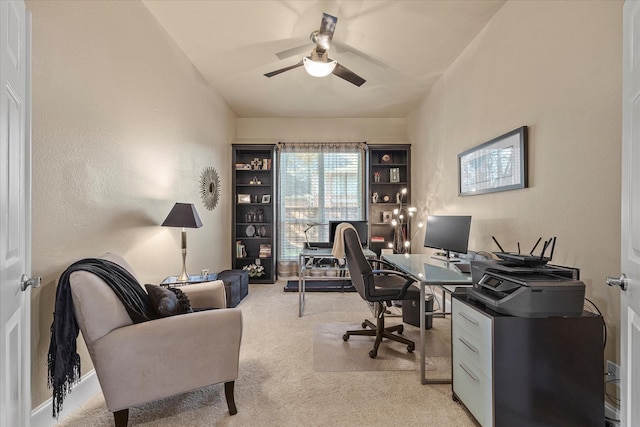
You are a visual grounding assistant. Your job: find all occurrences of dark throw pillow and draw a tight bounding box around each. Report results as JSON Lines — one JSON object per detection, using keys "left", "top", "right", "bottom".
{"left": 168, "top": 286, "right": 193, "bottom": 315}
{"left": 145, "top": 284, "right": 193, "bottom": 318}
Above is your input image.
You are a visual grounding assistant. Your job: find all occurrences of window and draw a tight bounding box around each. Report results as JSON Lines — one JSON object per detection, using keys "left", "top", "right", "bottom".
{"left": 278, "top": 143, "right": 365, "bottom": 260}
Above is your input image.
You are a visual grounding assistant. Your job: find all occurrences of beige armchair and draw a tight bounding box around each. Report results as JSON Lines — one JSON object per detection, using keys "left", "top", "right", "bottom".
{"left": 69, "top": 253, "right": 242, "bottom": 427}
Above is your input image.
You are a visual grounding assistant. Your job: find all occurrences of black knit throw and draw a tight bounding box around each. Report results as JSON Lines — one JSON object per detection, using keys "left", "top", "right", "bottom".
{"left": 47, "top": 258, "right": 155, "bottom": 418}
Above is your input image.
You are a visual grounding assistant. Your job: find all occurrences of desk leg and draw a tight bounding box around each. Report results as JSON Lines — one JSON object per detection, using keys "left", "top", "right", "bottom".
{"left": 420, "top": 281, "right": 452, "bottom": 385}
{"left": 298, "top": 253, "right": 305, "bottom": 317}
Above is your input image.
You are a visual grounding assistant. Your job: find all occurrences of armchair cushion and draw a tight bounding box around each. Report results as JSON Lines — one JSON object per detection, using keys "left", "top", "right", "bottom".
{"left": 180, "top": 280, "right": 227, "bottom": 309}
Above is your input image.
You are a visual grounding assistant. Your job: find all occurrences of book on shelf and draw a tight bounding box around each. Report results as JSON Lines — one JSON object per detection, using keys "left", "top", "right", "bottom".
{"left": 370, "top": 236, "right": 385, "bottom": 243}
{"left": 259, "top": 243, "right": 271, "bottom": 258}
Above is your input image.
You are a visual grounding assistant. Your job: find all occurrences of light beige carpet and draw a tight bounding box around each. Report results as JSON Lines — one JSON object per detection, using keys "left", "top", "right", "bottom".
{"left": 313, "top": 317, "right": 452, "bottom": 375}
{"left": 56, "top": 281, "right": 475, "bottom": 427}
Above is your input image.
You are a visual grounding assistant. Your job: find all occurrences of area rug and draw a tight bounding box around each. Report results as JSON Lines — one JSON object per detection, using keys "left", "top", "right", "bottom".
{"left": 283, "top": 279, "right": 355, "bottom": 292}
{"left": 313, "top": 317, "right": 452, "bottom": 375}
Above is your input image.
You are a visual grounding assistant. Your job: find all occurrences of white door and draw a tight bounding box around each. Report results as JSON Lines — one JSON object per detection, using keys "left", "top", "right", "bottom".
{"left": 0, "top": 1, "right": 32, "bottom": 426}
{"left": 619, "top": 2, "right": 640, "bottom": 426}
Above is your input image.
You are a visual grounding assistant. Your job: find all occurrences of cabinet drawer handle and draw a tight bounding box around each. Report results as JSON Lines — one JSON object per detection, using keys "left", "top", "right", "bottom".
{"left": 458, "top": 337, "right": 478, "bottom": 354}
{"left": 459, "top": 363, "right": 480, "bottom": 382}
{"left": 458, "top": 311, "right": 479, "bottom": 325}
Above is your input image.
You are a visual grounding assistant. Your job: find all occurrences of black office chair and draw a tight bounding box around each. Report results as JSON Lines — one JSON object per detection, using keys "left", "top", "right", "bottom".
{"left": 342, "top": 227, "right": 420, "bottom": 358}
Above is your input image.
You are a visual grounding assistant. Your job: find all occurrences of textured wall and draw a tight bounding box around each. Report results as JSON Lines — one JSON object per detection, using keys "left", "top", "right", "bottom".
{"left": 237, "top": 117, "right": 407, "bottom": 144}
{"left": 27, "top": 0, "right": 236, "bottom": 408}
{"left": 408, "top": 0, "right": 622, "bottom": 363}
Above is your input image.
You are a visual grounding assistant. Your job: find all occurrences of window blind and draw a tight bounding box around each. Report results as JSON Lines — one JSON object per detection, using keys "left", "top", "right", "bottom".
{"left": 278, "top": 142, "right": 365, "bottom": 260}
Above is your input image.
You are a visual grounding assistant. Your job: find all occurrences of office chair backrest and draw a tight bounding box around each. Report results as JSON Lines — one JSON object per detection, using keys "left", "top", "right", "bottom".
{"left": 343, "top": 227, "right": 372, "bottom": 301}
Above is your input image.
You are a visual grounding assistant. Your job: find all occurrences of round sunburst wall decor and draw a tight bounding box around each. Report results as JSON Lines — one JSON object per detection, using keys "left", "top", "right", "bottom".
{"left": 199, "top": 167, "right": 220, "bottom": 210}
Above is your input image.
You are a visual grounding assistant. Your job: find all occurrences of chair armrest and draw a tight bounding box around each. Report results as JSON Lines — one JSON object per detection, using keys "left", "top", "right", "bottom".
{"left": 372, "top": 269, "right": 414, "bottom": 280}
{"left": 369, "top": 258, "right": 400, "bottom": 270}
{"left": 180, "top": 280, "right": 227, "bottom": 309}
{"left": 90, "top": 308, "right": 242, "bottom": 411}
{"left": 366, "top": 269, "right": 416, "bottom": 300}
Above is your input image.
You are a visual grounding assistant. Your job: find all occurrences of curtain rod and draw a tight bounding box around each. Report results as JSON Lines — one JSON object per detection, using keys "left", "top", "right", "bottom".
{"left": 278, "top": 142, "right": 367, "bottom": 150}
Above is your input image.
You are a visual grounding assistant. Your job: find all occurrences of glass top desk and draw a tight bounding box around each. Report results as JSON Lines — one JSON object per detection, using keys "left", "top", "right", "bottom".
{"left": 298, "top": 247, "right": 376, "bottom": 317}
{"left": 382, "top": 253, "right": 472, "bottom": 385}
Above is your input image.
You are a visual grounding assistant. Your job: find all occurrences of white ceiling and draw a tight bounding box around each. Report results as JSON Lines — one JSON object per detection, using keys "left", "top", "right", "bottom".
{"left": 142, "top": 0, "right": 506, "bottom": 118}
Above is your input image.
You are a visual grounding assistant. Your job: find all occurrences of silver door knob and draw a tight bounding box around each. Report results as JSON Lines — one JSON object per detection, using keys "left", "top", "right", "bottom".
{"left": 20, "top": 274, "right": 41, "bottom": 291}
{"left": 606, "top": 274, "right": 628, "bottom": 291}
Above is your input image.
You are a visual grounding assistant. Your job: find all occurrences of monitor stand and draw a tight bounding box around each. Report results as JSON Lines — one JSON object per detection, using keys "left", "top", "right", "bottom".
{"left": 431, "top": 250, "right": 461, "bottom": 263}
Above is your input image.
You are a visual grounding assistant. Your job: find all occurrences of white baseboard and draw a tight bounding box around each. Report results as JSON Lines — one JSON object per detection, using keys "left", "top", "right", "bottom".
{"left": 31, "top": 370, "right": 101, "bottom": 427}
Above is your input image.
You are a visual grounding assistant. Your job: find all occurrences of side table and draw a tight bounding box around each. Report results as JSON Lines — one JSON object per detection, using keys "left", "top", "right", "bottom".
{"left": 161, "top": 271, "right": 248, "bottom": 308}
{"left": 160, "top": 273, "right": 219, "bottom": 287}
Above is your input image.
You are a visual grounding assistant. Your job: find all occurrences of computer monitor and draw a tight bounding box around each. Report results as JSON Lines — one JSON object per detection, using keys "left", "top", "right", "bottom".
{"left": 329, "top": 220, "right": 368, "bottom": 247}
{"left": 423, "top": 215, "right": 472, "bottom": 260}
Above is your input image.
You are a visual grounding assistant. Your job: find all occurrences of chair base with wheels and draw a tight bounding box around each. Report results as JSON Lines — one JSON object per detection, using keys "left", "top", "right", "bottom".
{"left": 343, "top": 301, "right": 416, "bottom": 358}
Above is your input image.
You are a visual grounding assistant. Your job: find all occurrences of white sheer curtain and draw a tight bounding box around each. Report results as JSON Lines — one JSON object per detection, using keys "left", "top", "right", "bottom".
{"left": 278, "top": 142, "right": 366, "bottom": 260}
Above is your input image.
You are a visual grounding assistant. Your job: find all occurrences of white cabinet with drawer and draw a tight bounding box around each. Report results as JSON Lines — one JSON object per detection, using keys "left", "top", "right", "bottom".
{"left": 451, "top": 294, "right": 604, "bottom": 427}
{"left": 452, "top": 297, "right": 493, "bottom": 427}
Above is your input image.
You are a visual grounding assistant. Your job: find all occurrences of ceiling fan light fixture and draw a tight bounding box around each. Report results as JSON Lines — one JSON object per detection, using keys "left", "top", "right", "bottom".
{"left": 303, "top": 56, "right": 337, "bottom": 77}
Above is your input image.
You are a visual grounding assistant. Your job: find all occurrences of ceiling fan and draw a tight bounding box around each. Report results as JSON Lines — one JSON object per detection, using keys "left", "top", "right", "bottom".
{"left": 264, "top": 13, "right": 366, "bottom": 87}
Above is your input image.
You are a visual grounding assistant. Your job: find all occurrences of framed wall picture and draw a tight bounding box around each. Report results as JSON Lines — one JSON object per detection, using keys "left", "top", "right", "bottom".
{"left": 458, "top": 126, "right": 528, "bottom": 196}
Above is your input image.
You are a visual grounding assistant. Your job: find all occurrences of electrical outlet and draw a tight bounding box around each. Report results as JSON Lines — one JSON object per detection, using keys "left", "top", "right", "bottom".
{"left": 607, "top": 360, "right": 621, "bottom": 379}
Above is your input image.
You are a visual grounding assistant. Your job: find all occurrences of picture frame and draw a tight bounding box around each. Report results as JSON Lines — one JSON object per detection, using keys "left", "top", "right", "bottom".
{"left": 237, "top": 194, "right": 251, "bottom": 204}
{"left": 389, "top": 168, "right": 400, "bottom": 183}
{"left": 261, "top": 194, "right": 271, "bottom": 204}
{"left": 236, "top": 242, "right": 246, "bottom": 258}
{"left": 458, "top": 126, "right": 528, "bottom": 196}
{"left": 382, "top": 211, "right": 393, "bottom": 223}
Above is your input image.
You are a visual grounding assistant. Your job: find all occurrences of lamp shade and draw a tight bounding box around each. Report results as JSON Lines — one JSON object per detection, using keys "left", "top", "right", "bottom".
{"left": 303, "top": 56, "right": 337, "bottom": 77}
{"left": 161, "top": 203, "right": 203, "bottom": 228}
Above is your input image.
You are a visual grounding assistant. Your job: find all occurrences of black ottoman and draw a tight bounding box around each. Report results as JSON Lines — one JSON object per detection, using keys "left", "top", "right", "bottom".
{"left": 217, "top": 270, "right": 249, "bottom": 308}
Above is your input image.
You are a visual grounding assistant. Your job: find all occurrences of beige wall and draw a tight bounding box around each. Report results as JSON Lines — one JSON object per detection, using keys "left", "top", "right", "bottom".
{"left": 237, "top": 117, "right": 407, "bottom": 144}
{"left": 25, "top": 0, "right": 623, "bottom": 413}
{"left": 27, "top": 0, "right": 236, "bottom": 408}
{"left": 408, "top": 0, "right": 622, "bottom": 363}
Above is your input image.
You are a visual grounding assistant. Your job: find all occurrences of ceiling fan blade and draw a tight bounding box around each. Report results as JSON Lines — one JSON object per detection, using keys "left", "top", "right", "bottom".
{"left": 275, "top": 43, "right": 310, "bottom": 60}
{"left": 331, "top": 40, "right": 389, "bottom": 69}
{"left": 315, "top": 13, "right": 337, "bottom": 53}
{"left": 332, "top": 62, "right": 366, "bottom": 87}
{"left": 264, "top": 60, "right": 303, "bottom": 78}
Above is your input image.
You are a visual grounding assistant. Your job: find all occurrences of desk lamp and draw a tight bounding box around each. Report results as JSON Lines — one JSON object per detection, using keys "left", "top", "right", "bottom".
{"left": 304, "top": 222, "right": 326, "bottom": 250}
{"left": 162, "top": 203, "right": 203, "bottom": 281}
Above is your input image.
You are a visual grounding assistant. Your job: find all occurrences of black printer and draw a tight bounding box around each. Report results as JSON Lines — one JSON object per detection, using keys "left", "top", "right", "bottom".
{"left": 466, "top": 259, "right": 585, "bottom": 318}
